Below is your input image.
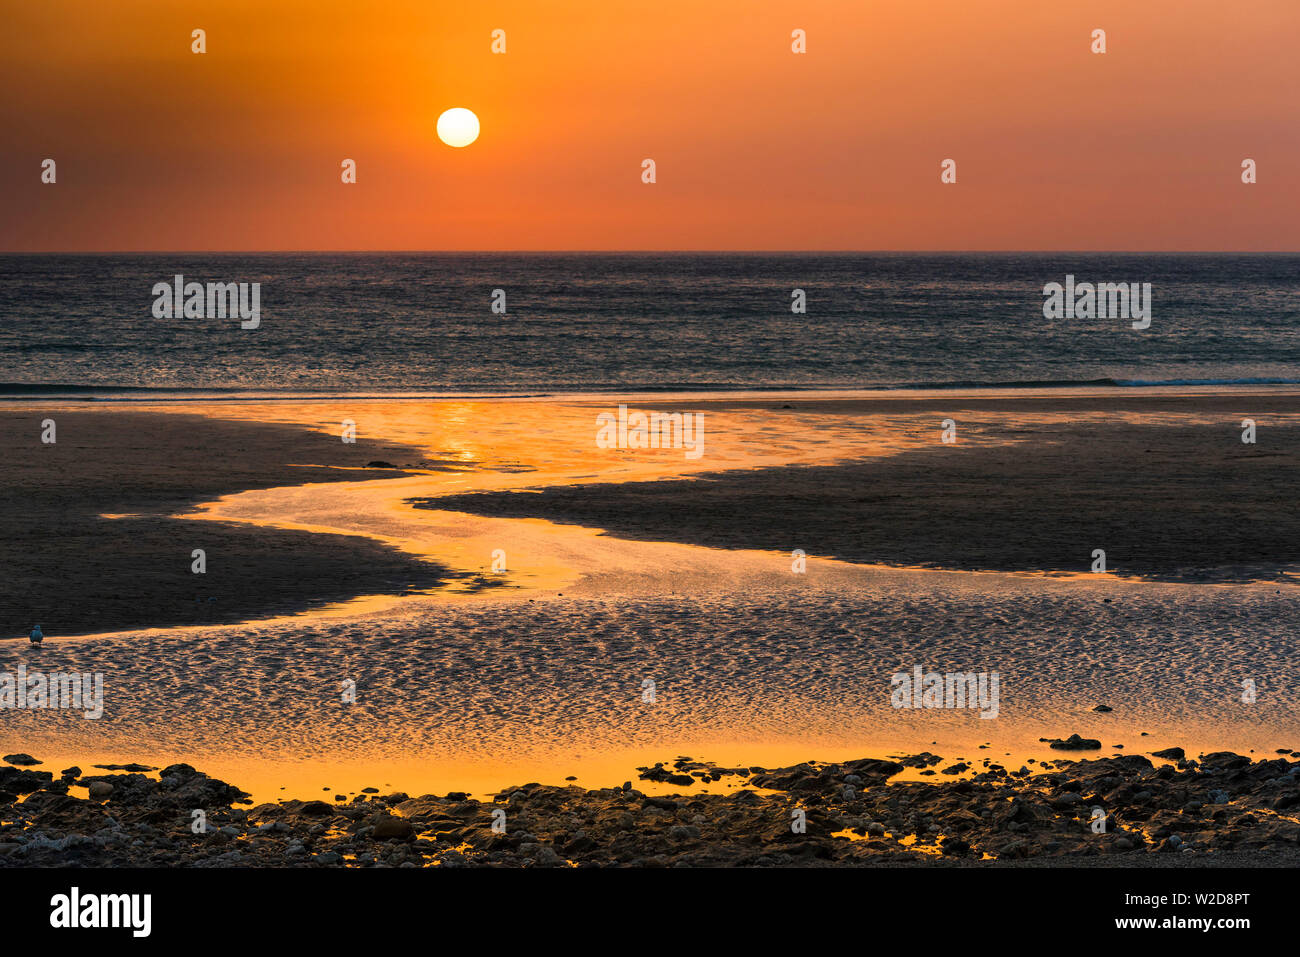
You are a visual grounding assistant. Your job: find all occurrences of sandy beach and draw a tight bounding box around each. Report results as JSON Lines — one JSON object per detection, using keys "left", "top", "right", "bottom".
{"left": 1, "top": 389, "right": 1297, "bottom": 826}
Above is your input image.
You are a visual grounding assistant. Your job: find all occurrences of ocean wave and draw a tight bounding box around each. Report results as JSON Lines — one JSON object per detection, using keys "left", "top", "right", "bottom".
{"left": 3, "top": 376, "right": 1300, "bottom": 400}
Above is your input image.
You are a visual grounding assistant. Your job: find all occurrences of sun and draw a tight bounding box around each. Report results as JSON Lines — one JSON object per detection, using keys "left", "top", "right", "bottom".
{"left": 437, "top": 108, "right": 480, "bottom": 148}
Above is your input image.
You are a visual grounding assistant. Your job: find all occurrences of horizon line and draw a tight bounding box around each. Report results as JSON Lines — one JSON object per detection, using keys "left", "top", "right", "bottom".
{"left": 3, "top": 249, "right": 1299, "bottom": 256}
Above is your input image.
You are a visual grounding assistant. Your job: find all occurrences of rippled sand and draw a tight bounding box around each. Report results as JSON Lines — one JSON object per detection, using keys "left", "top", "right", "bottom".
{"left": 5, "top": 390, "right": 1299, "bottom": 801}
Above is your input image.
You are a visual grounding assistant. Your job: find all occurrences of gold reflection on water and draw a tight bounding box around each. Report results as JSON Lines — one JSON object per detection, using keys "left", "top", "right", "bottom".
{"left": 11, "top": 392, "right": 1300, "bottom": 804}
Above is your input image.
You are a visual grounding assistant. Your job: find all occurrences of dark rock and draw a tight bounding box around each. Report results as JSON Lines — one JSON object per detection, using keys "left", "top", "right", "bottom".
{"left": 371, "top": 815, "right": 414, "bottom": 840}
{"left": 94, "top": 763, "right": 157, "bottom": 772}
{"left": 1200, "top": 752, "right": 1250, "bottom": 770}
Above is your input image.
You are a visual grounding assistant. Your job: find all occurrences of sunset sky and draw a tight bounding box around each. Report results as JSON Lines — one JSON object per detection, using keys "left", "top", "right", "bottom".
{"left": 2, "top": 0, "right": 1297, "bottom": 251}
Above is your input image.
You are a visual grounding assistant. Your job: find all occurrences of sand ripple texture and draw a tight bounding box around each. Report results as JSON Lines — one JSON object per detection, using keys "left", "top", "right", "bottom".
{"left": 5, "top": 572, "right": 1297, "bottom": 767}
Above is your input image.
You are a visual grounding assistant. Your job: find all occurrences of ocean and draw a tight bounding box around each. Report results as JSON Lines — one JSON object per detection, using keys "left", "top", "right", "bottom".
{"left": 2, "top": 252, "right": 1298, "bottom": 396}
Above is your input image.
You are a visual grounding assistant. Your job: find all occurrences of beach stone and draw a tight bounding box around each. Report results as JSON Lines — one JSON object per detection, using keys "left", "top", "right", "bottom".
{"left": 940, "top": 836, "right": 971, "bottom": 856}
{"left": 86, "top": 781, "right": 114, "bottom": 800}
{"left": 562, "top": 831, "right": 597, "bottom": 854}
{"left": 534, "top": 845, "right": 562, "bottom": 866}
{"left": 996, "top": 840, "right": 1030, "bottom": 859}
{"left": 1201, "top": 752, "right": 1251, "bottom": 770}
{"left": 372, "top": 816, "right": 414, "bottom": 840}
{"left": 2, "top": 753, "right": 41, "bottom": 766}
{"left": 96, "top": 763, "right": 155, "bottom": 773}
{"left": 1152, "top": 747, "right": 1185, "bottom": 760}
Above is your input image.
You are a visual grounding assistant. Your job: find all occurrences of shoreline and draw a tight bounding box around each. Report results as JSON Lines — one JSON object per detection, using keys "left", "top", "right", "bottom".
{"left": 0, "top": 410, "right": 462, "bottom": 639}
{"left": 3, "top": 749, "right": 1297, "bottom": 868}
{"left": 4, "top": 390, "right": 1298, "bottom": 812}
{"left": 6, "top": 381, "right": 1300, "bottom": 405}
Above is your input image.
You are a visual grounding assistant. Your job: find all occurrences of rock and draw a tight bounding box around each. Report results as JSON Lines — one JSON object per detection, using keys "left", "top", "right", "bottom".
{"left": 562, "top": 832, "right": 597, "bottom": 854}
{"left": 940, "top": 836, "right": 971, "bottom": 856}
{"left": 1043, "top": 735, "right": 1102, "bottom": 751}
{"left": 2, "top": 753, "right": 41, "bottom": 766}
{"left": 60, "top": 767, "right": 81, "bottom": 779}
{"left": 86, "top": 781, "right": 114, "bottom": 800}
{"left": 1151, "top": 747, "right": 1185, "bottom": 760}
{"left": 371, "top": 816, "right": 414, "bottom": 840}
{"left": 534, "top": 845, "right": 562, "bottom": 866}
{"left": 1200, "top": 752, "right": 1250, "bottom": 770}
{"left": 996, "top": 840, "right": 1030, "bottom": 859}
{"left": 843, "top": 758, "right": 907, "bottom": 779}
{"left": 1093, "top": 705, "right": 1113, "bottom": 712}
{"left": 316, "top": 851, "right": 342, "bottom": 864}
{"left": 365, "top": 461, "right": 398, "bottom": 469}
{"left": 299, "top": 801, "right": 334, "bottom": 816}
{"left": 95, "top": 763, "right": 156, "bottom": 773}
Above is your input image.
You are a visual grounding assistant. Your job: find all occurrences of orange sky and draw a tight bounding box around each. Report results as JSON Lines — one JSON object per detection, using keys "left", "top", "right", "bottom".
{"left": 2, "top": 0, "right": 1297, "bottom": 251}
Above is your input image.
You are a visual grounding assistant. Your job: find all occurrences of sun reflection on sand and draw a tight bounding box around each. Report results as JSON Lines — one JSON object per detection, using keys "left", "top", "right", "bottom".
{"left": 13, "top": 393, "right": 1300, "bottom": 804}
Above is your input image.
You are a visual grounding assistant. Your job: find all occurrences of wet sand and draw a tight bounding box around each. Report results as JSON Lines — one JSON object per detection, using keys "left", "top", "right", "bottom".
{"left": 2, "top": 389, "right": 1299, "bottom": 807}
{"left": 0, "top": 411, "right": 457, "bottom": 637}
{"left": 424, "top": 416, "right": 1300, "bottom": 582}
